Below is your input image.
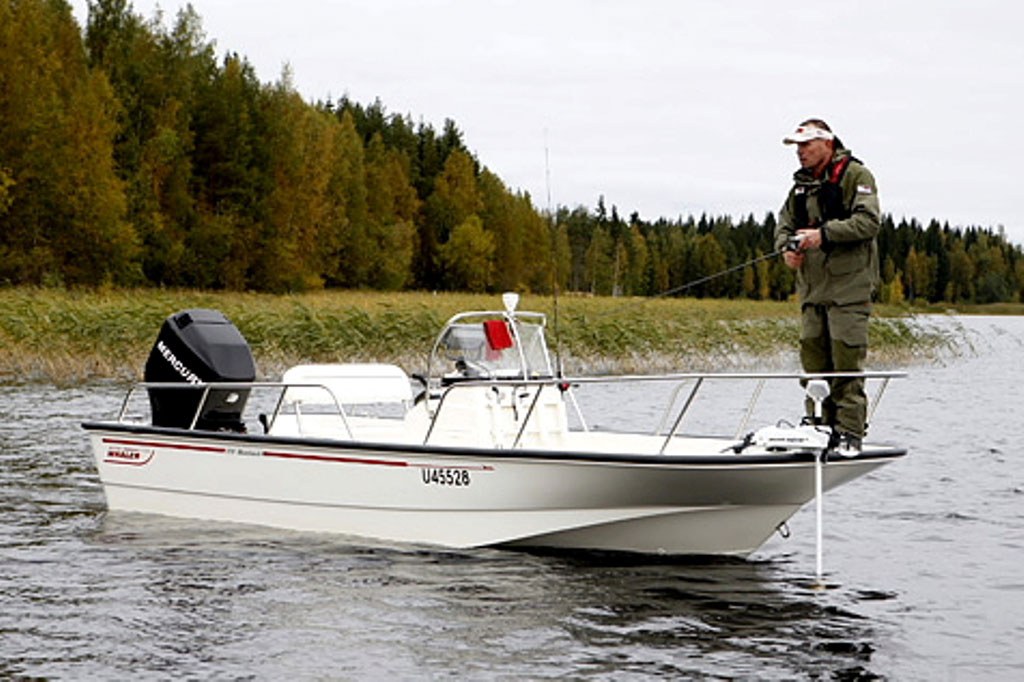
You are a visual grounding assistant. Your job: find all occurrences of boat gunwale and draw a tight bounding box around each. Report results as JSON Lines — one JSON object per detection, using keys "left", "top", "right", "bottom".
{"left": 81, "top": 420, "right": 908, "bottom": 468}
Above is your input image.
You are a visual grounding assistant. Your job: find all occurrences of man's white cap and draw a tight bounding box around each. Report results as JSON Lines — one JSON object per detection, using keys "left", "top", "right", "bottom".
{"left": 783, "top": 124, "right": 835, "bottom": 145}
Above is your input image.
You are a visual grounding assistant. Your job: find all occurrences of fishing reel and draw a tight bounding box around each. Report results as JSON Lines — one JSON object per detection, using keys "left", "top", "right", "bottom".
{"left": 784, "top": 233, "right": 807, "bottom": 252}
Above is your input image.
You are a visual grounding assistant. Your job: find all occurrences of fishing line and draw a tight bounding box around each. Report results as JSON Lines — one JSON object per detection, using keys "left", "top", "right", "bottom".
{"left": 593, "top": 243, "right": 794, "bottom": 320}
{"left": 539, "top": 142, "right": 802, "bottom": 355}
{"left": 649, "top": 248, "right": 784, "bottom": 301}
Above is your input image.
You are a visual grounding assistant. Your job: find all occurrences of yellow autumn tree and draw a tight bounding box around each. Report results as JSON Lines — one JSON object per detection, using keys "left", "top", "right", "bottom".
{"left": 439, "top": 215, "right": 495, "bottom": 292}
{"left": 363, "top": 134, "right": 418, "bottom": 289}
{"left": 425, "top": 149, "right": 483, "bottom": 288}
{"left": 0, "top": 0, "right": 138, "bottom": 285}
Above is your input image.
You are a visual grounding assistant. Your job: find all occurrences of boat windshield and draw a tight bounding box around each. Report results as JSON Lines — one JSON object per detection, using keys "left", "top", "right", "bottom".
{"left": 431, "top": 312, "right": 553, "bottom": 382}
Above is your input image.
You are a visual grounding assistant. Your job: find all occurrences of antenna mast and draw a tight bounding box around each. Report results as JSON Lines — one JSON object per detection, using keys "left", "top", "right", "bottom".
{"left": 545, "top": 130, "right": 563, "bottom": 379}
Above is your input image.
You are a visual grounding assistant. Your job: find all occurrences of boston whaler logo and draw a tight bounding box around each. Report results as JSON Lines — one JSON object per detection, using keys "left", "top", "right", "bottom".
{"left": 156, "top": 340, "right": 202, "bottom": 384}
{"left": 104, "top": 445, "right": 155, "bottom": 466}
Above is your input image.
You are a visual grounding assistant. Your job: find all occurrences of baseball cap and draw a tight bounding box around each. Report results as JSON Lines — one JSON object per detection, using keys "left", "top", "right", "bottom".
{"left": 783, "top": 124, "right": 835, "bottom": 145}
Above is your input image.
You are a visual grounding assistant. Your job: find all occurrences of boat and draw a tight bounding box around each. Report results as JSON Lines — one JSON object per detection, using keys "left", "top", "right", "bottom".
{"left": 83, "top": 294, "right": 906, "bottom": 558}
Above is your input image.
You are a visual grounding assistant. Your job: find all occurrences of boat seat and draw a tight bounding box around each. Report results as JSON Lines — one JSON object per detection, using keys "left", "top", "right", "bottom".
{"left": 428, "top": 383, "right": 567, "bottom": 448}
{"left": 272, "top": 364, "right": 418, "bottom": 440}
{"left": 281, "top": 363, "right": 414, "bottom": 406}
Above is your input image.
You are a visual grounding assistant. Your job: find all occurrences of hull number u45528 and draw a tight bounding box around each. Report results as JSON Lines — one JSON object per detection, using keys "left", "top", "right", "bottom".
{"left": 421, "top": 468, "right": 471, "bottom": 486}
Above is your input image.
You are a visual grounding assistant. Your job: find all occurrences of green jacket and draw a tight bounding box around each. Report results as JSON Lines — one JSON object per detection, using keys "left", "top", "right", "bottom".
{"left": 774, "top": 148, "right": 881, "bottom": 305}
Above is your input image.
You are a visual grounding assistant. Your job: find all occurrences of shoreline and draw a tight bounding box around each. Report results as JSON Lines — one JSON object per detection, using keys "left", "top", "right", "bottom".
{"left": 0, "top": 287, "right": 982, "bottom": 384}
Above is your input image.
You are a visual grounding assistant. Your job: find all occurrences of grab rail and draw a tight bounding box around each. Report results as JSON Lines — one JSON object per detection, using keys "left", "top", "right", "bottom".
{"left": 118, "top": 381, "right": 355, "bottom": 437}
{"left": 115, "top": 370, "right": 906, "bottom": 452}
{"left": 421, "top": 369, "right": 905, "bottom": 449}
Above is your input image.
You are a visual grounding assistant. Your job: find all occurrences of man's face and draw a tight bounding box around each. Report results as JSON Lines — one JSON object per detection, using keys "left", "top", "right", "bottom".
{"left": 796, "top": 138, "right": 833, "bottom": 172}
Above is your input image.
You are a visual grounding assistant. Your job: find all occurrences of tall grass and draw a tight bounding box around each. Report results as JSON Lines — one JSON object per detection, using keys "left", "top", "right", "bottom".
{"left": 0, "top": 287, "right": 957, "bottom": 383}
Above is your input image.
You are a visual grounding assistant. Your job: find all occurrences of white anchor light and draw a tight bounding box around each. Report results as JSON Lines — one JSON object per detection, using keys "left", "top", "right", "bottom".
{"left": 502, "top": 292, "right": 519, "bottom": 313}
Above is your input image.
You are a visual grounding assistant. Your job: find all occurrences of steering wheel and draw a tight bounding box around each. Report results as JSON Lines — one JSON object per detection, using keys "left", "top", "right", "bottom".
{"left": 455, "top": 358, "right": 493, "bottom": 379}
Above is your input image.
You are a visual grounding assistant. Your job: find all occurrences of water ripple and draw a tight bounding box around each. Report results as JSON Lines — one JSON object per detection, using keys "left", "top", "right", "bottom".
{"left": 3, "top": 316, "right": 1024, "bottom": 678}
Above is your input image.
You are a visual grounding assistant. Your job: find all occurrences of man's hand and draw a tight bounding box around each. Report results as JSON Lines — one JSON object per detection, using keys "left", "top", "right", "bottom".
{"left": 796, "top": 228, "right": 822, "bottom": 250}
{"left": 782, "top": 227, "right": 822, "bottom": 269}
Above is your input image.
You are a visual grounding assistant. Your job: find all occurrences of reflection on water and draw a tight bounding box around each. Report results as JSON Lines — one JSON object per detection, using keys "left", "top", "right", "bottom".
{"left": 62, "top": 515, "right": 882, "bottom": 680}
{"left": 2, "top": 316, "right": 1023, "bottom": 679}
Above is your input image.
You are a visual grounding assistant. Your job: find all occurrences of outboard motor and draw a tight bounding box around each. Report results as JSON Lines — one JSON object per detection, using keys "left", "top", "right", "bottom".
{"left": 144, "top": 309, "right": 256, "bottom": 431}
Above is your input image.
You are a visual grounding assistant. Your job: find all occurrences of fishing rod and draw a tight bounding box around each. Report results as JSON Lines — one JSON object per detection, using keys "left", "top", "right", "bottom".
{"left": 653, "top": 244, "right": 789, "bottom": 300}
{"left": 596, "top": 233, "right": 805, "bottom": 318}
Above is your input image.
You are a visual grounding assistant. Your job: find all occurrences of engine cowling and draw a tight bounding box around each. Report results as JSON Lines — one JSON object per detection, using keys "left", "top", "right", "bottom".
{"left": 143, "top": 309, "right": 256, "bottom": 431}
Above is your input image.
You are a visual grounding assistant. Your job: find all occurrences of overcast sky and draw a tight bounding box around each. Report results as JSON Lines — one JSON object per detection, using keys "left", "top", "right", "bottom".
{"left": 70, "top": 0, "right": 1024, "bottom": 244}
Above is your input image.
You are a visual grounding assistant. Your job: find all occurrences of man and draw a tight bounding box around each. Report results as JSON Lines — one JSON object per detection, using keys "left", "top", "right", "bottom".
{"left": 774, "top": 119, "right": 880, "bottom": 451}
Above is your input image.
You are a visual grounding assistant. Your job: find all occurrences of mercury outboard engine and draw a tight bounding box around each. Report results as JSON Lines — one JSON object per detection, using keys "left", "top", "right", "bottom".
{"left": 144, "top": 309, "right": 256, "bottom": 431}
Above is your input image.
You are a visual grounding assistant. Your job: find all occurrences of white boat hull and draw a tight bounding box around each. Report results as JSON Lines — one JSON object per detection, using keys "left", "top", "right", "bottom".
{"left": 87, "top": 425, "right": 898, "bottom": 556}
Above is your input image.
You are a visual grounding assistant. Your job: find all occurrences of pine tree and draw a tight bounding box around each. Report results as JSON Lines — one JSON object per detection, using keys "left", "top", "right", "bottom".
{"left": 187, "top": 53, "right": 266, "bottom": 288}
{"left": 86, "top": 0, "right": 213, "bottom": 285}
{"left": 584, "top": 226, "right": 614, "bottom": 295}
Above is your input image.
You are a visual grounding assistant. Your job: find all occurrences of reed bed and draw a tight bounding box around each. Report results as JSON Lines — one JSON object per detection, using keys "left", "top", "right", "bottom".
{"left": 0, "top": 287, "right": 959, "bottom": 384}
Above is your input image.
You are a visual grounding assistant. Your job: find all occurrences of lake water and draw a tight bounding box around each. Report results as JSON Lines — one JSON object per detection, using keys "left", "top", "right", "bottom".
{"left": 1, "top": 316, "right": 1022, "bottom": 680}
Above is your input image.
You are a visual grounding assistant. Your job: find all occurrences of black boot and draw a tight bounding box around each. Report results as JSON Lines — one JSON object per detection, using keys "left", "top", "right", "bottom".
{"left": 829, "top": 430, "right": 862, "bottom": 454}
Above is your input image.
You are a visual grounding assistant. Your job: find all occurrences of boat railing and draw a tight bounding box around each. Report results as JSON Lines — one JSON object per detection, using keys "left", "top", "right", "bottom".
{"left": 115, "top": 370, "right": 905, "bottom": 451}
{"left": 652, "top": 370, "right": 902, "bottom": 440}
{"left": 117, "top": 381, "right": 357, "bottom": 437}
{"left": 422, "top": 369, "right": 905, "bottom": 450}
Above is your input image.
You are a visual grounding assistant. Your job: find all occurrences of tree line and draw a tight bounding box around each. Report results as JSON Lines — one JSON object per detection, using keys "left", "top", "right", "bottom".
{"left": 559, "top": 206, "right": 1024, "bottom": 304}
{"left": 2, "top": 0, "right": 1022, "bottom": 304}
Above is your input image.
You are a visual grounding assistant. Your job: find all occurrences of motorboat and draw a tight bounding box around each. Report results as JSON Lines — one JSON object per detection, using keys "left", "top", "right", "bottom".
{"left": 83, "top": 294, "right": 906, "bottom": 558}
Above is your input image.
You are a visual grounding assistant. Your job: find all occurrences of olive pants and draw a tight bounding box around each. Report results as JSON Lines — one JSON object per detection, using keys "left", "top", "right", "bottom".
{"left": 800, "top": 302, "right": 870, "bottom": 438}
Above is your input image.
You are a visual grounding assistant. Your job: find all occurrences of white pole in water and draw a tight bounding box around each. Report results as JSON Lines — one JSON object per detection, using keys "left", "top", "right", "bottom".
{"left": 805, "top": 379, "right": 830, "bottom": 586}
{"left": 815, "top": 449, "right": 824, "bottom": 582}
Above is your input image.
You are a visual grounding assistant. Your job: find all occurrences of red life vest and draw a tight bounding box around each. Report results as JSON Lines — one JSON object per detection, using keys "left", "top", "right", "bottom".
{"left": 793, "top": 155, "right": 858, "bottom": 228}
